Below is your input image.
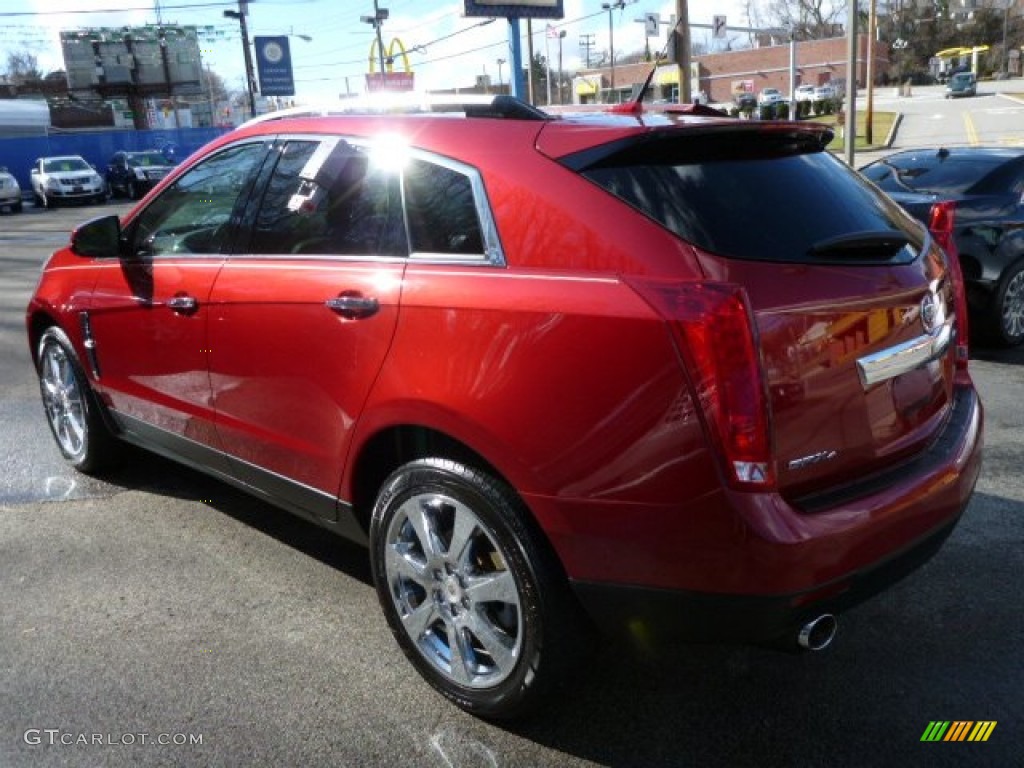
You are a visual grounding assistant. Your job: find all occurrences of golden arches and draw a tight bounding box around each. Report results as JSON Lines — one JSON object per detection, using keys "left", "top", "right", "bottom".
{"left": 369, "top": 38, "right": 411, "bottom": 74}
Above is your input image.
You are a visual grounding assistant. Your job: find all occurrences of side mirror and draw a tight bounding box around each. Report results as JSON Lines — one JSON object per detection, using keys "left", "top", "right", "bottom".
{"left": 30, "top": 168, "right": 39, "bottom": 175}
{"left": 71, "top": 215, "right": 121, "bottom": 259}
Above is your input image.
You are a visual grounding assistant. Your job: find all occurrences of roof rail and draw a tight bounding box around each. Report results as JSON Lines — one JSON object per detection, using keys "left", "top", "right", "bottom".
{"left": 237, "top": 94, "right": 549, "bottom": 130}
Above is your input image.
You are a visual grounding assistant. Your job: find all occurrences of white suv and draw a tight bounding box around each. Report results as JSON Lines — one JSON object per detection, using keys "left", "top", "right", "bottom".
{"left": 794, "top": 85, "right": 816, "bottom": 102}
{"left": 30, "top": 155, "right": 106, "bottom": 209}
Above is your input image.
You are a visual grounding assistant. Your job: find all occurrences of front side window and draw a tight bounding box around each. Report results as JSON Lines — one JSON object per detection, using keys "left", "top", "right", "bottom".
{"left": 127, "top": 142, "right": 266, "bottom": 257}
{"left": 247, "top": 138, "right": 405, "bottom": 257}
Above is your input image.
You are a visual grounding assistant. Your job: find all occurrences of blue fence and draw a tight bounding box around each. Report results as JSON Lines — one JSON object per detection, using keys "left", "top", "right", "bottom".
{"left": 0, "top": 127, "right": 231, "bottom": 190}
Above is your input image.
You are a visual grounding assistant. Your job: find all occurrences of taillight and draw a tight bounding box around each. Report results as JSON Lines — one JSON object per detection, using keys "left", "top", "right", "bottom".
{"left": 928, "top": 201, "right": 970, "bottom": 370}
{"left": 628, "top": 279, "right": 774, "bottom": 490}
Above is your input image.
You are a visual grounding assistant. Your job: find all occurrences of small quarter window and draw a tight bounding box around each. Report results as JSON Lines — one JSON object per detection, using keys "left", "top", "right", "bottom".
{"left": 404, "top": 159, "right": 484, "bottom": 256}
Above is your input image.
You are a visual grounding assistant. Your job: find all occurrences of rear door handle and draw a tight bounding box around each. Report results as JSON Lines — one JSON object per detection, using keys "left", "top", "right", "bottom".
{"left": 167, "top": 294, "right": 198, "bottom": 314}
{"left": 326, "top": 293, "right": 380, "bottom": 319}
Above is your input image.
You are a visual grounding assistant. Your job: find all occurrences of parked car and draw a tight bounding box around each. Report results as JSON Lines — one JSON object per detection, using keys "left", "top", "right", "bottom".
{"left": 861, "top": 146, "right": 1024, "bottom": 346}
{"left": 945, "top": 71, "right": 977, "bottom": 98}
{"left": 30, "top": 155, "right": 106, "bottom": 208}
{"left": 732, "top": 90, "right": 757, "bottom": 110}
{"left": 27, "top": 95, "right": 983, "bottom": 719}
{"left": 106, "top": 150, "right": 176, "bottom": 200}
{"left": 794, "top": 84, "right": 816, "bottom": 102}
{"left": 757, "top": 87, "right": 784, "bottom": 106}
{"left": 813, "top": 84, "right": 836, "bottom": 101}
{"left": 0, "top": 166, "right": 22, "bottom": 213}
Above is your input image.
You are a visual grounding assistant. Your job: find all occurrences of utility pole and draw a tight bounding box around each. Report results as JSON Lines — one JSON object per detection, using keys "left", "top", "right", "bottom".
{"left": 579, "top": 33, "right": 595, "bottom": 68}
{"left": 675, "top": 0, "right": 691, "bottom": 103}
{"left": 865, "top": 0, "right": 877, "bottom": 145}
{"left": 844, "top": 0, "right": 857, "bottom": 165}
{"left": 223, "top": 1, "right": 256, "bottom": 118}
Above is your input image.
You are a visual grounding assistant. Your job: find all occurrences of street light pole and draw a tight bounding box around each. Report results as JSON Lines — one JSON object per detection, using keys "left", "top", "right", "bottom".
{"left": 497, "top": 57, "right": 505, "bottom": 91}
{"left": 360, "top": 1, "right": 389, "bottom": 83}
{"left": 1003, "top": 0, "right": 1011, "bottom": 76}
{"left": 601, "top": 1, "right": 626, "bottom": 102}
{"left": 224, "top": 2, "right": 256, "bottom": 118}
{"left": 558, "top": 30, "right": 566, "bottom": 105}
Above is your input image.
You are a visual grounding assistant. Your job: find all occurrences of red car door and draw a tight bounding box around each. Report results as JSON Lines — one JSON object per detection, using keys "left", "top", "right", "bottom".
{"left": 86, "top": 142, "right": 268, "bottom": 462}
{"left": 208, "top": 138, "right": 405, "bottom": 532}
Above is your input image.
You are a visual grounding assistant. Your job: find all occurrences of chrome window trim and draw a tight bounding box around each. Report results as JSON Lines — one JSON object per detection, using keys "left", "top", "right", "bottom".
{"left": 264, "top": 132, "right": 506, "bottom": 267}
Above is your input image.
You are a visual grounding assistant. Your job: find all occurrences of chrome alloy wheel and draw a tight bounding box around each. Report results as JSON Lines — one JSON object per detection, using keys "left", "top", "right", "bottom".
{"left": 39, "top": 340, "right": 87, "bottom": 459}
{"left": 383, "top": 492, "right": 523, "bottom": 689}
{"left": 1001, "top": 268, "right": 1024, "bottom": 342}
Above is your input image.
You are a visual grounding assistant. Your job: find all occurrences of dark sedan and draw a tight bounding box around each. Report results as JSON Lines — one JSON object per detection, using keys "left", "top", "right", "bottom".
{"left": 861, "top": 147, "right": 1024, "bottom": 346}
{"left": 105, "top": 150, "right": 175, "bottom": 200}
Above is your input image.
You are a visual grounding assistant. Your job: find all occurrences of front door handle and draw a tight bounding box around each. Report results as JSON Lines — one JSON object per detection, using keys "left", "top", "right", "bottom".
{"left": 167, "top": 294, "right": 198, "bottom": 315}
{"left": 326, "top": 293, "right": 380, "bottom": 319}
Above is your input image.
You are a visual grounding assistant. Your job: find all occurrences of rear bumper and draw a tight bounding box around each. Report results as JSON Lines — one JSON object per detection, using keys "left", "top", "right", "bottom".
{"left": 571, "top": 514, "right": 959, "bottom": 646}
{"left": 535, "top": 383, "right": 983, "bottom": 644}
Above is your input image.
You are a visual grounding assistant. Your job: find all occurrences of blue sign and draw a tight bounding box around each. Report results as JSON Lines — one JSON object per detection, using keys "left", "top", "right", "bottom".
{"left": 254, "top": 36, "right": 295, "bottom": 97}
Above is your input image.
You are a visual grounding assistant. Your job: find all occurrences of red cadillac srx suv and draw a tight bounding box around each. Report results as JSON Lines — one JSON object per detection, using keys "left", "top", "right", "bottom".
{"left": 26, "top": 96, "right": 983, "bottom": 719}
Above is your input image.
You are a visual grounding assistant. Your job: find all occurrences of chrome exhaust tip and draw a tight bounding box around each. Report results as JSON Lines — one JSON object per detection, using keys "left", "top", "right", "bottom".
{"left": 797, "top": 614, "right": 837, "bottom": 652}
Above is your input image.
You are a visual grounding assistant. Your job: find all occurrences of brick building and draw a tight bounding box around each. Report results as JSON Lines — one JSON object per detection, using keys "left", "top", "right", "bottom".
{"left": 573, "top": 34, "right": 889, "bottom": 105}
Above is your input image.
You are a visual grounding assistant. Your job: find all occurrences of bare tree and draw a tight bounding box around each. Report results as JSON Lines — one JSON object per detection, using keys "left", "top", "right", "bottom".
{"left": 5, "top": 51, "right": 43, "bottom": 84}
{"left": 761, "top": 0, "right": 847, "bottom": 40}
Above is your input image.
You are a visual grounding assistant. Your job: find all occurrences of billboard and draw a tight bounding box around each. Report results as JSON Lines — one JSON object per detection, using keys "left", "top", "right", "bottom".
{"left": 464, "top": 1, "right": 563, "bottom": 19}
{"left": 254, "top": 36, "right": 295, "bottom": 97}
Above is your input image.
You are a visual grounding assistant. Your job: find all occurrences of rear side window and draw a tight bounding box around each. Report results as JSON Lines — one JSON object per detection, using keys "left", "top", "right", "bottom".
{"left": 248, "top": 139, "right": 406, "bottom": 257}
{"left": 579, "top": 134, "right": 920, "bottom": 264}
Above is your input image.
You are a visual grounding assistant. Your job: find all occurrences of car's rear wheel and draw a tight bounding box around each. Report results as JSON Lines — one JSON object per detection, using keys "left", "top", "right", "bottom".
{"left": 370, "top": 458, "right": 579, "bottom": 719}
{"left": 990, "top": 260, "right": 1024, "bottom": 347}
{"left": 36, "top": 327, "right": 115, "bottom": 473}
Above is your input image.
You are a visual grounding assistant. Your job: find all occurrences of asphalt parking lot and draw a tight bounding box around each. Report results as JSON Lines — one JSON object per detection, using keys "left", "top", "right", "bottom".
{"left": 1, "top": 202, "right": 1021, "bottom": 767}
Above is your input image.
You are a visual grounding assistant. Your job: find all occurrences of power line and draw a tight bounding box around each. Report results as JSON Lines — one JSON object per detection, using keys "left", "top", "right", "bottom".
{"left": 0, "top": 2, "right": 232, "bottom": 17}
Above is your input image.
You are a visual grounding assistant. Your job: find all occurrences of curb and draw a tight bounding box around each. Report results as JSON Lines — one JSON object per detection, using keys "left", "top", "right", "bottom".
{"left": 884, "top": 112, "right": 903, "bottom": 148}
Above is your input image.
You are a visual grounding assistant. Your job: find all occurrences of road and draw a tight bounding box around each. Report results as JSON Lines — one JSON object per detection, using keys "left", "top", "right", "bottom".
{"left": 1, "top": 163, "right": 1022, "bottom": 766}
{"left": 862, "top": 82, "right": 1024, "bottom": 152}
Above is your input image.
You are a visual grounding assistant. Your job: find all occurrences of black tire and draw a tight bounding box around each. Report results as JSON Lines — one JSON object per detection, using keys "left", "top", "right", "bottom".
{"left": 36, "top": 326, "right": 116, "bottom": 473}
{"left": 369, "top": 458, "right": 581, "bottom": 720}
{"left": 127, "top": 180, "right": 138, "bottom": 200}
{"left": 12, "top": 200, "right": 22, "bottom": 213}
{"left": 987, "top": 259, "right": 1024, "bottom": 347}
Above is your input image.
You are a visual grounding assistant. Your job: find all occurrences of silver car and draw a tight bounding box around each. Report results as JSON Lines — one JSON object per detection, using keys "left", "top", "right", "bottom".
{"left": 30, "top": 155, "right": 107, "bottom": 209}
{"left": 0, "top": 166, "right": 22, "bottom": 213}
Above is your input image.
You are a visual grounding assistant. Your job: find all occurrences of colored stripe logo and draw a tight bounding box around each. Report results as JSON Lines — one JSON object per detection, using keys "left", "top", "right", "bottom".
{"left": 921, "top": 721, "right": 997, "bottom": 742}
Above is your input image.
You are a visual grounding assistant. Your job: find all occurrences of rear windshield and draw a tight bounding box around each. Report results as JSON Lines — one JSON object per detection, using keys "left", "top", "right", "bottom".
{"left": 578, "top": 132, "right": 919, "bottom": 264}
{"left": 861, "top": 153, "right": 1007, "bottom": 196}
{"left": 127, "top": 152, "right": 168, "bottom": 167}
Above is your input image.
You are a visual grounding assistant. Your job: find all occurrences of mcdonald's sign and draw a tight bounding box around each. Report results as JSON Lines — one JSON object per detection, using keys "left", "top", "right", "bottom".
{"left": 367, "top": 37, "right": 414, "bottom": 92}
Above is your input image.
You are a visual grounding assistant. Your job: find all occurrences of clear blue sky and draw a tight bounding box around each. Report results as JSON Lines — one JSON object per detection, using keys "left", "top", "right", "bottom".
{"left": 0, "top": 1, "right": 753, "bottom": 101}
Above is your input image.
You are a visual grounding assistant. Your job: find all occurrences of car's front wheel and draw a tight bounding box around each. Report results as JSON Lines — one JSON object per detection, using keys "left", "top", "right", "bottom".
{"left": 370, "top": 458, "right": 580, "bottom": 719}
{"left": 36, "top": 327, "right": 116, "bottom": 473}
